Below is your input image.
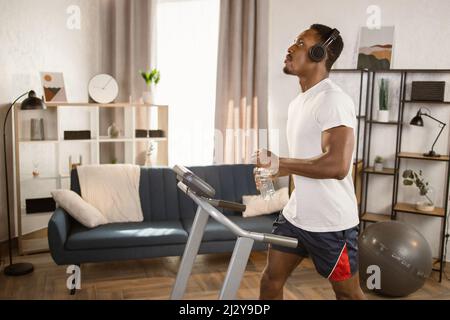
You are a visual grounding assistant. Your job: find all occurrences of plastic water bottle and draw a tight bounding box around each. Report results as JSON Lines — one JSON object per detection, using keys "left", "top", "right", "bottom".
{"left": 254, "top": 168, "right": 276, "bottom": 200}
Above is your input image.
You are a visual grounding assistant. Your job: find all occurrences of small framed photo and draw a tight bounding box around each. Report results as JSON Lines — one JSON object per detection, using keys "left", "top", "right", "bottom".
{"left": 40, "top": 72, "right": 68, "bottom": 102}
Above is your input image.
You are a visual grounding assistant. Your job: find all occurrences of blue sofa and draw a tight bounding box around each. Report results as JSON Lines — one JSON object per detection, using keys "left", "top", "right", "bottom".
{"left": 48, "top": 164, "right": 277, "bottom": 266}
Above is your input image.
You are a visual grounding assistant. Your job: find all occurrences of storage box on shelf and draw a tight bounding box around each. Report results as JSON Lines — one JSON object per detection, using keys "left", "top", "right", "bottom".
{"left": 13, "top": 102, "right": 169, "bottom": 254}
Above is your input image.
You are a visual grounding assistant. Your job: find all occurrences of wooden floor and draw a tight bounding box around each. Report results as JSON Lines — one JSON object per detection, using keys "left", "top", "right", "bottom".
{"left": 1, "top": 250, "right": 450, "bottom": 300}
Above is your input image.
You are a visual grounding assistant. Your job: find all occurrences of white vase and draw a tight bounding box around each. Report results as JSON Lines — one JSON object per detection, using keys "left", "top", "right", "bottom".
{"left": 142, "top": 89, "right": 154, "bottom": 104}
{"left": 415, "top": 187, "right": 435, "bottom": 212}
{"left": 416, "top": 201, "right": 435, "bottom": 212}
{"left": 378, "top": 110, "right": 389, "bottom": 122}
{"left": 374, "top": 162, "right": 384, "bottom": 172}
{"left": 107, "top": 123, "right": 120, "bottom": 138}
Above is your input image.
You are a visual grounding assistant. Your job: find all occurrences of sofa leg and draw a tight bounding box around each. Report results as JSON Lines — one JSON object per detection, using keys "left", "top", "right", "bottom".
{"left": 68, "top": 264, "right": 81, "bottom": 295}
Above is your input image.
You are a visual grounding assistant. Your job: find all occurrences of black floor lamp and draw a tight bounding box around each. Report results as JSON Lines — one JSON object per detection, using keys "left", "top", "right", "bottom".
{"left": 410, "top": 108, "right": 447, "bottom": 157}
{"left": 3, "top": 90, "right": 46, "bottom": 276}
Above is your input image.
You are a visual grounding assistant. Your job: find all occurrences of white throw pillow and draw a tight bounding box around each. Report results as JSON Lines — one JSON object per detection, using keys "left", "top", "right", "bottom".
{"left": 242, "top": 187, "right": 289, "bottom": 218}
{"left": 51, "top": 189, "right": 108, "bottom": 228}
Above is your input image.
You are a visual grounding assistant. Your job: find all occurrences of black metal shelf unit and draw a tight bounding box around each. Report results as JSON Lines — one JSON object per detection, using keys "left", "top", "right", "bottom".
{"left": 360, "top": 70, "right": 405, "bottom": 225}
{"left": 359, "top": 69, "right": 450, "bottom": 282}
{"left": 392, "top": 70, "right": 450, "bottom": 282}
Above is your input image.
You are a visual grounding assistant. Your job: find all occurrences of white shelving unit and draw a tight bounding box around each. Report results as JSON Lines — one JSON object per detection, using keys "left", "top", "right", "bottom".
{"left": 13, "top": 102, "right": 168, "bottom": 254}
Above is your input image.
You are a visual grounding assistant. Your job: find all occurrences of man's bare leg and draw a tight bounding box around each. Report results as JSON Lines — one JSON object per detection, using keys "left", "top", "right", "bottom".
{"left": 330, "top": 272, "right": 367, "bottom": 300}
{"left": 259, "top": 247, "right": 304, "bottom": 300}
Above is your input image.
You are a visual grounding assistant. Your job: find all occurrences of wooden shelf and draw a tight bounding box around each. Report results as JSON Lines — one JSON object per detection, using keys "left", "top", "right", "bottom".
{"left": 19, "top": 139, "right": 58, "bottom": 144}
{"left": 361, "top": 212, "right": 391, "bottom": 223}
{"left": 99, "top": 137, "right": 133, "bottom": 142}
{"left": 135, "top": 137, "right": 167, "bottom": 142}
{"left": 394, "top": 203, "right": 445, "bottom": 218}
{"left": 364, "top": 167, "right": 396, "bottom": 175}
{"left": 397, "top": 152, "right": 449, "bottom": 162}
{"left": 20, "top": 174, "right": 70, "bottom": 182}
{"left": 403, "top": 100, "right": 450, "bottom": 105}
{"left": 60, "top": 139, "right": 96, "bottom": 143}
{"left": 366, "top": 120, "right": 399, "bottom": 125}
{"left": 45, "top": 102, "right": 168, "bottom": 108}
{"left": 98, "top": 137, "right": 168, "bottom": 142}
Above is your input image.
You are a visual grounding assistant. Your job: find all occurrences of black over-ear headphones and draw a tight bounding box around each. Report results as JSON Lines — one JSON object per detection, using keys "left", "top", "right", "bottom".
{"left": 309, "top": 28, "right": 340, "bottom": 62}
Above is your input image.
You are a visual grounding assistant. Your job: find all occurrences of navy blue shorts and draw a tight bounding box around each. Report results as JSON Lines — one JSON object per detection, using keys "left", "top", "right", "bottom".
{"left": 271, "top": 213, "right": 359, "bottom": 281}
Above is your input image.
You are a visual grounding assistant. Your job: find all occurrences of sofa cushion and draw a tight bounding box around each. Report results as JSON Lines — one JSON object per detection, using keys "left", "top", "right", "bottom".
{"left": 243, "top": 188, "right": 289, "bottom": 217}
{"left": 66, "top": 220, "right": 188, "bottom": 250}
{"left": 51, "top": 189, "right": 108, "bottom": 228}
{"left": 181, "top": 214, "right": 277, "bottom": 242}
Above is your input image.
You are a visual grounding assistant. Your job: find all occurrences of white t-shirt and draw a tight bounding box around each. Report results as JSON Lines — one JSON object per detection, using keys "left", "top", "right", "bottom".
{"left": 282, "top": 78, "right": 359, "bottom": 232}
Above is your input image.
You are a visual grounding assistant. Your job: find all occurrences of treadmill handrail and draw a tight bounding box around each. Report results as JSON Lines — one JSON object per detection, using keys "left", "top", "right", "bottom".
{"left": 177, "top": 181, "right": 298, "bottom": 248}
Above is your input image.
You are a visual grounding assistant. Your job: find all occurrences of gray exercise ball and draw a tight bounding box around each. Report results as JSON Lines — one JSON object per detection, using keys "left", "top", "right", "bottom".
{"left": 359, "top": 221, "right": 432, "bottom": 297}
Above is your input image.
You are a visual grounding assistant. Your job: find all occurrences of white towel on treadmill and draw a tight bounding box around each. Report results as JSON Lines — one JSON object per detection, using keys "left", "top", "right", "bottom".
{"left": 77, "top": 164, "right": 143, "bottom": 223}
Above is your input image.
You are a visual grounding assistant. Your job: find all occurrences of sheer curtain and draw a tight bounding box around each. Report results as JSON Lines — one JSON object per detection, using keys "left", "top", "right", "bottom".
{"left": 99, "top": 0, "right": 157, "bottom": 164}
{"left": 156, "top": 0, "right": 220, "bottom": 166}
{"left": 214, "top": 0, "right": 269, "bottom": 164}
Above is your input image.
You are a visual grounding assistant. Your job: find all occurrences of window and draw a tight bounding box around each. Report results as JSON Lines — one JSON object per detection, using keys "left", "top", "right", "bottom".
{"left": 156, "top": 0, "right": 220, "bottom": 166}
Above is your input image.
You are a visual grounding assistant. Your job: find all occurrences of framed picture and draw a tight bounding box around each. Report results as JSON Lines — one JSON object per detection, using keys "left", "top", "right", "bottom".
{"left": 357, "top": 26, "right": 394, "bottom": 70}
{"left": 40, "top": 72, "right": 68, "bottom": 102}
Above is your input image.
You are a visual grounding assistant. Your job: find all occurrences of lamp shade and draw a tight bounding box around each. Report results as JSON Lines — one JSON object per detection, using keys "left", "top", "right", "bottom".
{"left": 20, "top": 91, "right": 46, "bottom": 110}
{"left": 410, "top": 110, "right": 424, "bottom": 127}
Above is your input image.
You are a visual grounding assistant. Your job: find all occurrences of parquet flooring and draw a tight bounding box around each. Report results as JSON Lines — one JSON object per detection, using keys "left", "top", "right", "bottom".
{"left": 1, "top": 251, "right": 449, "bottom": 300}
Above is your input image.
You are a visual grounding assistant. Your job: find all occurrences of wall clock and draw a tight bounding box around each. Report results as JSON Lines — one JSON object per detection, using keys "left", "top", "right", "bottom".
{"left": 88, "top": 74, "right": 119, "bottom": 103}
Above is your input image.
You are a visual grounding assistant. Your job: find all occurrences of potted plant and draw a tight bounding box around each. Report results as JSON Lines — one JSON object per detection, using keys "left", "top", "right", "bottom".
{"left": 378, "top": 78, "right": 389, "bottom": 122}
{"left": 402, "top": 169, "right": 435, "bottom": 212}
{"left": 374, "top": 156, "right": 384, "bottom": 172}
{"left": 140, "top": 68, "right": 161, "bottom": 104}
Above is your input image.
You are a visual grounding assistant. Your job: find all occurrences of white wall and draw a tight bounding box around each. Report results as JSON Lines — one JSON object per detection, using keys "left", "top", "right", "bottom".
{"left": 268, "top": 0, "right": 450, "bottom": 260}
{"left": 0, "top": 0, "right": 101, "bottom": 241}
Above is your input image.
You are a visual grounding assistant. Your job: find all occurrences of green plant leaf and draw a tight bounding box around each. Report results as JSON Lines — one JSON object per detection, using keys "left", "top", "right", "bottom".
{"left": 154, "top": 71, "right": 160, "bottom": 84}
{"left": 403, "top": 168, "right": 431, "bottom": 195}
{"left": 402, "top": 170, "right": 412, "bottom": 178}
{"left": 139, "top": 68, "right": 161, "bottom": 86}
